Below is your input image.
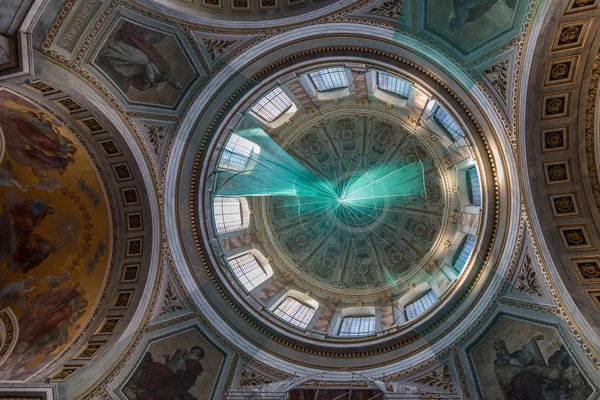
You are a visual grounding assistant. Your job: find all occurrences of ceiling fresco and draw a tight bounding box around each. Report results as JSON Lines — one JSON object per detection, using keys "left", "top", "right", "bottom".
{"left": 0, "top": 90, "right": 110, "bottom": 381}
{"left": 92, "top": 18, "right": 198, "bottom": 109}
{"left": 264, "top": 113, "right": 448, "bottom": 293}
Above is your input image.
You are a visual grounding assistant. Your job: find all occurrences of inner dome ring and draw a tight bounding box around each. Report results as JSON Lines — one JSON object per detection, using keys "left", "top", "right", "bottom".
{"left": 259, "top": 108, "right": 450, "bottom": 297}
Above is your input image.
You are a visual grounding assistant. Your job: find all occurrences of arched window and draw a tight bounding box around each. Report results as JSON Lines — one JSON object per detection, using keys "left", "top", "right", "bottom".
{"left": 251, "top": 87, "right": 293, "bottom": 122}
{"left": 453, "top": 234, "right": 476, "bottom": 271}
{"left": 433, "top": 105, "right": 463, "bottom": 141}
{"left": 219, "top": 133, "right": 260, "bottom": 171}
{"left": 309, "top": 67, "right": 348, "bottom": 91}
{"left": 213, "top": 196, "right": 250, "bottom": 234}
{"left": 273, "top": 296, "right": 316, "bottom": 329}
{"left": 466, "top": 167, "right": 481, "bottom": 206}
{"left": 227, "top": 251, "right": 272, "bottom": 291}
{"left": 377, "top": 72, "right": 411, "bottom": 98}
{"left": 338, "top": 315, "right": 376, "bottom": 337}
{"left": 405, "top": 290, "right": 438, "bottom": 320}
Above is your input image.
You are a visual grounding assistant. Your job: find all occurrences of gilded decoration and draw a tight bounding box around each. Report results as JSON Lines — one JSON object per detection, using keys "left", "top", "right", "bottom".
{"left": 565, "top": 230, "right": 585, "bottom": 245}
{"left": 551, "top": 19, "right": 592, "bottom": 52}
{"left": 542, "top": 126, "right": 568, "bottom": 151}
{"left": 483, "top": 59, "right": 509, "bottom": 101}
{"left": 558, "top": 226, "right": 594, "bottom": 251}
{"left": 548, "top": 165, "right": 566, "bottom": 181}
{"left": 559, "top": 26, "right": 582, "bottom": 45}
{"left": 546, "top": 98, "right": 565, "bottom": 114}
{"left": 553, "top": 196, "right": 575, "bottom": 214}
{"left": 238, "top": 367, "right": 274, "bottom": 386}
{"left": 565, "top": 0, "right": 598, "bottom": 14}
{"left": 570, "top": 257, "right": 600, "bottom": 284}
{"left": 95, "top": 317, "right": 121, "bottom": 335}
{"left": 516, "top": 255, "right": 541, "bottom": 296}
{"left": 550, "top": 63, "right": 570, "bottom": 80}
{"left": 21, "top": 80, "right": 60, "bottom": 97}
{"left": 77, "top": 117, "right": 106, "bottom": 135}
{"left": 544, "top": 161, "right": 570, "bottom": 184}
{"left": 52, "top": 96, "right": 86, "bottom": 114}
{"left": 50, "top": 366, "right": 80, "bottom": 381}
{"left": 586, "top": 290, "right": 600, "bottom": 312}
{"left": 121, "top": 264, "right": 140, "bottom": 283}
{"left": 546, "top": 132, "right": 564, "bottom": 147}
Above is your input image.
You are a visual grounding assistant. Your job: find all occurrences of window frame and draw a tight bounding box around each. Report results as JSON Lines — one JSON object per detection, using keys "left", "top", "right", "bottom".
{"left": 227, "top": 251, "right": 271, "bottom": 291}
{"left": 272, "top": 296, "right": 316, "bottom": 329}
{"left": 377, "top": 72, "right": 412, "bottom": 98}
{"left": 213, "top": 196, "right": 250, "bottom": 234}
{"left": 338, "top": 315, "right": 376, "bottom": 337}
{"left": 433, "top": 105, "right": 464, "bottom": 142}
{"left": 218, "top": 133, "right": 260, "bottom": 172}
{"left": 466, "top": 167, "right": 481, "bottom": 206}
{"left": 453, "top": 234, "right": 476, "bottom": 271}
{"left": 308, "top": 67, "right": 349, "bottom": 92}
{"left": 405, "top": 290, "right": 438, "bottom": 320}
{"left": 250, "top": 87, "right": 293, "bottom": 123}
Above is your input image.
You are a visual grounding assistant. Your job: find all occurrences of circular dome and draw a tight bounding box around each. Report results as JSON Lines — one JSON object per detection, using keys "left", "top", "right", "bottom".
{"left": 203, "top": 63, "right": 486, "bottom": 340}
{"left": 261, "top": 111, "right": 447, "bottom": 296}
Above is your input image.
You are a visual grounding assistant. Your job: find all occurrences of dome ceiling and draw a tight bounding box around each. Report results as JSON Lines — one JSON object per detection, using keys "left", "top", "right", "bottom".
{"left": 262, "top": 111, "right": 449, "bottom": 294}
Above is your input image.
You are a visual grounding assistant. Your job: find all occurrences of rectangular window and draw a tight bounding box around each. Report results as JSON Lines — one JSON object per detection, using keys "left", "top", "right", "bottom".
{"left": 453, "top": 234, "right": 476, "bottom": 271}
{"left": 467, "top": 167, "right": 481, "bottom": 206}
{"left": 377, "top": 72, "right": 411, "bottom": 98}
{"left": 405, "top": 291, "right": 438, "bottom": 320}
{"left": 219, "top": 133, "right": 260, "bottom": 171}
{"left": 251, "top": 87, "right": 293, "bottom": 122}
{"left": 273, "top": 297, "right": 315, "bottom": 329}
{"left": 338, "top": 315, "right": 376, "bottom": 337}
{"left": 434, "top": 106, "right": 463, "bottom": 141}
{"left": 214, "top": 197, "right": 249, "bottom": 234}
{"left": 228, "top": 253, "right": 269, "bottom": 291}
{"left": 309, "top": 67, "right": 349, "bottom": 92}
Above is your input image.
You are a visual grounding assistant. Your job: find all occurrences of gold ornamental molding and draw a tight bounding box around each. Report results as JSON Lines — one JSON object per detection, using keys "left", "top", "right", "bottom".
{"left": 584, "top": 49, "right": 600, "bottom": 216}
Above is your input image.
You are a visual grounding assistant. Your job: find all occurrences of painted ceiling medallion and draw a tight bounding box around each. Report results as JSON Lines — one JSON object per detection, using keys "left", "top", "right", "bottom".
{"left": 262, "top": 113, "right": 446, "bottom": 293}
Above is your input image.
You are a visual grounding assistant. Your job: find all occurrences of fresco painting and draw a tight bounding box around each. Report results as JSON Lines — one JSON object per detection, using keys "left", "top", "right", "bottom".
{"left": 0, "top": 90, "right": 110, "bottom": 380}
{"left": 471, "top": 317, "right": 593, "bottom": 400}
{"left": 122, "top": 329, "right": 225, "bottom": 400}
{"left": 95, "top": 20, "right": 195, "bottom": 107}
{"left": 426, "top": 0, "right": 522, "bottom": 54}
